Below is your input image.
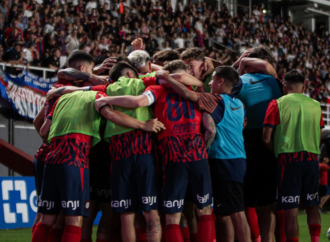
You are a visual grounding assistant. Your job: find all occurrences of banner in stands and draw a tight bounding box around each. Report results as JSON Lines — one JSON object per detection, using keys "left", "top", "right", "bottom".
{"left": 0, "top": 177, "right": 101, "bottom": 229}
{"left": 0, "top": 69, "right": 57, "bottom": 120}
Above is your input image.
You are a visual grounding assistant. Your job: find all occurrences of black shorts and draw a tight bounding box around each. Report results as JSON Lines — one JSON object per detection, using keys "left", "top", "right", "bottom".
{"left": 210, "top": 159, "right": 244, "bottom": 215}
{"left": 90, "top": 162, "right": 111, "bottom": 203}
{"left": 39, "top": 164, "right": 90, "bottom": 217}
{"left": 162, "top": 159, "right": 212, "bottom": 214}
{"left": 213, "top": 180, "right": 244, "bottom": 215}
{"left": 111, "top": 154, "right": 159, "bottom": 213}
{"left": 319, "top": 185, "right": 330, "bottom": 197}
{"left": 276, "top": 152, "right": 320, "bottom": 210}
{"left": 243, "top": 129, "right": 276, "bottom": 207}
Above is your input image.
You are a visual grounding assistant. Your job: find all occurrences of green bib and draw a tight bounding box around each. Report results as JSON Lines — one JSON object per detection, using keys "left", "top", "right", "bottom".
{"left": 203, "top": 74, "right": 213, "bottom": 93}
{"left": 48, "top": 91, "right": 101, "bottom": 146}
{"left": 274, "top": 93, "right": 321, "bottom": 157}
{"left": 139, "top": 71, "right": 157, "bottom": 78}
{"left": 192, "top": 73, "right": 212, "bottom": 92}
{"left": 104, "top": 76, "right": 154, "bottom": 139}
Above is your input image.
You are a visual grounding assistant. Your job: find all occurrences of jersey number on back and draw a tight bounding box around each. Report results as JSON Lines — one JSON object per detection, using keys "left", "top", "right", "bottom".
{"left": 166, "top": 93, "right": 195, "bottom": 121}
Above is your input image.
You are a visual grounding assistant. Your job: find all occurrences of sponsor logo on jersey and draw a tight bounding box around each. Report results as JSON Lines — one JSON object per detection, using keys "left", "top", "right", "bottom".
{"left": 163, "top": 199, "right": 184, "bottom": 209}
{"left": 307, "top": 192, "right": 319, "bottom": 201}
{"left": 97, "top": 189, "right": 111, "bottom": 198}
{"left": 249, "top": 77, "right": 269, "bottom": 85}
{"left": 111, "top": 199, "right": 132, "bottom": 209}
{"left": 172, "top": 122, "right": 196, "bottom": 134}
{"left": 61, "top": 200, "right": 80, "bottom": 210}
{"left": 197, "top": 194, "right": 209, "bottom": 204}
{"left": 281, "top": 195, "right": 300, "bottom": 203}
{"left": 230, "top": 104, "right": 242, "bottom": 111}
{"left": 38, "top": 199, "right": 55, "bottom": 210}
{"left": 142, "top": 196, "right": 157, "bottom": 206}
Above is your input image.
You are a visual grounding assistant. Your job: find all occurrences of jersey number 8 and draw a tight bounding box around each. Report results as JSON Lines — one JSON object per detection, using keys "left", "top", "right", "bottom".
{"left": 166, "top": 93, "right": 195, "bottom": 121}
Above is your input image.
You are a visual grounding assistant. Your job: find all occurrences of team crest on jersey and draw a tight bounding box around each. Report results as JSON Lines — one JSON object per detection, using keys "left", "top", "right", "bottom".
{"left": 172, "top": 122, "right": 196, "bottom": 134}
{"left": 197, "top": 194, "right": 209, "bottom": 204}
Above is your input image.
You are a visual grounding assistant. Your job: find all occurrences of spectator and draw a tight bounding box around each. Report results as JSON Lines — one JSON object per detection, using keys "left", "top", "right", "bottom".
{"left": 99, "top": 36, "right": 110, "bottom": 51}
{"left": 23, "top": 42, "right": 36, "bottom": 64}
{"left": 65, "top": 28, "right": 80, "bottom": 55}
{"left": 86, "top": 0, "right": 98, "bottom": 15}
{"left": 174, "top": 32, "right": 184, "bottom": 48}
{"left": 0, "top": 1, "right": 7, "bottom": 24}
{"left": 3, "top": 42, "right": 22, "bottom": 64}
{"left": 42, "top": 47, "right": 61, "bottom": 74}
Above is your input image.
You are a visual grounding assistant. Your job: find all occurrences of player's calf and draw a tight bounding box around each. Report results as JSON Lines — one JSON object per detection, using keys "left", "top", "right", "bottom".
{"left": 31, "top": 214, "right": 57, "bottom": 242}
{"left": 144, "top": 210, "right": 162, "bottom": 242}
{"left": 165, "top": 213, "right": 184, "bottom": 242}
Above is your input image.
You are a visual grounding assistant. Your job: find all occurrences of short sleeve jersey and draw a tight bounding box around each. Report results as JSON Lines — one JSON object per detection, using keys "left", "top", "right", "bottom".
{"left": 319, "top": 163, "right": 330, "bottom": 185}
{"left": 263, "top": 99, "right": 324, "bottom": 129}
{"left": 195, "top": 92, "right": 247, "bottom": 183}
{"left": 44, "top": 91, "right": 107, "bottom": 169}
{"left": 144, "top": 85, "right": 207, "bottom": 163}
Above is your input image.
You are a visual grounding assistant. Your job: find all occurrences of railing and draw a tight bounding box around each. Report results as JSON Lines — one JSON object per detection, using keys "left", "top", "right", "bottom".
{"left": 0, "top": 63, "right": 56, "bottom": 78}
{"left": 321, "top": 103, "right": 330, "bottom": 129}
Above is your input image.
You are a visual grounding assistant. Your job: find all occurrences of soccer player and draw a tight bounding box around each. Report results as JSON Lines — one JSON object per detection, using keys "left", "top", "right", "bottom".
{"left": 32, "top": 106, "right": 47, "bottom": 232}
{"left": 152, "top": 49, "right": 181, "bottom": 66}
{"left": 31, "top": 52, "right": 164, "bottom": 242}
{"left": 128, "top": 50, "right": 157, "bottom": 77}
{"left": 80, "top": 55, "right": 115, "bottom": 242}
{"left": 94, "top": 60, "right": 214, "bottom": 242}
{"left": 318, "top": 156, "right": 330, "bottom": 213}
{"left": 151, "top": 65, "right": 251, "bottom": 242}
{"left": 181, "top": 47, "right": 216, "bottom": 92}
{"left": 263, "top": 70, "right": 323, "bottom": 242}
{"left": 233, "top": 45, "right": 282, "bottom": 242}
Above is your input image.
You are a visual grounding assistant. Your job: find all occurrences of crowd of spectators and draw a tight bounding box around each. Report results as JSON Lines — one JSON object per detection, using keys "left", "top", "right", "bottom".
{"left": 1, "top": 0, "right": 330, "bottom": 103}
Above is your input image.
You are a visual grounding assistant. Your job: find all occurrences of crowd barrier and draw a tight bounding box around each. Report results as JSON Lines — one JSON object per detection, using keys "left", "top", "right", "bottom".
{"left": 0, "top": 63, "right": 56, "bottom": 79}
{"left": 0, "top": 177, "right": 102, "bottom": 229}
{"left": 321, "top": 103, "right": 330, "bottom": 130}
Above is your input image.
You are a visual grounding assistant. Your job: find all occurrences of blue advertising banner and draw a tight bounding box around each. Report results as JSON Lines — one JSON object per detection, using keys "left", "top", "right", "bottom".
{"left": 0, "top": 177, "right": 101, "bottom": 230}
{"left": 0, "top": 69, "right": 57, "bottom": 120}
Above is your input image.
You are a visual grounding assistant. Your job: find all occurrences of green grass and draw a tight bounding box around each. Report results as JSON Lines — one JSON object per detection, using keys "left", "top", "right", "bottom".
{"left": 0, "top": 212, "right": 330, "bottom": 242}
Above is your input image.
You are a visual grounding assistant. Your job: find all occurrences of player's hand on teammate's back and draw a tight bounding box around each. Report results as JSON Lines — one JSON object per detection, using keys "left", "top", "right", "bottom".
{"left": 143, "top": 119, "right": 166, "bottom": 133}
{"left": 93, "top": 58, "right": 116, "bottom": 75}
{"left": 89, "top": 74, "right": 109, "bottom": 85}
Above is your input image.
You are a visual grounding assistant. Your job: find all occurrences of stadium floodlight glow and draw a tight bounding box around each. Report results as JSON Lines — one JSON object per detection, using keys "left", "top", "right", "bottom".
{"left": 263, "top": 9, "right": 267, "bottom": 14}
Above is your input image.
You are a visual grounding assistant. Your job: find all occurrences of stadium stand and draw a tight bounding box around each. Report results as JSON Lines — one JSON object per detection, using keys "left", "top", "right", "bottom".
{"left": 0, "top": 0, "right": 329, "bottom": 103}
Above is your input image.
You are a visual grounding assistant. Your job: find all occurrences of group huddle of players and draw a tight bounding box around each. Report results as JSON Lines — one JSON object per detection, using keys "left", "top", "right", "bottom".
{"left": 30, "top": 42, "right": 324, "bottom": 242}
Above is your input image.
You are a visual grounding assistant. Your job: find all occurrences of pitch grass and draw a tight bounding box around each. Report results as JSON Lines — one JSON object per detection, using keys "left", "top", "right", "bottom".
{"left": 1, "top": 211, "right": 330, "bottom": 242}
